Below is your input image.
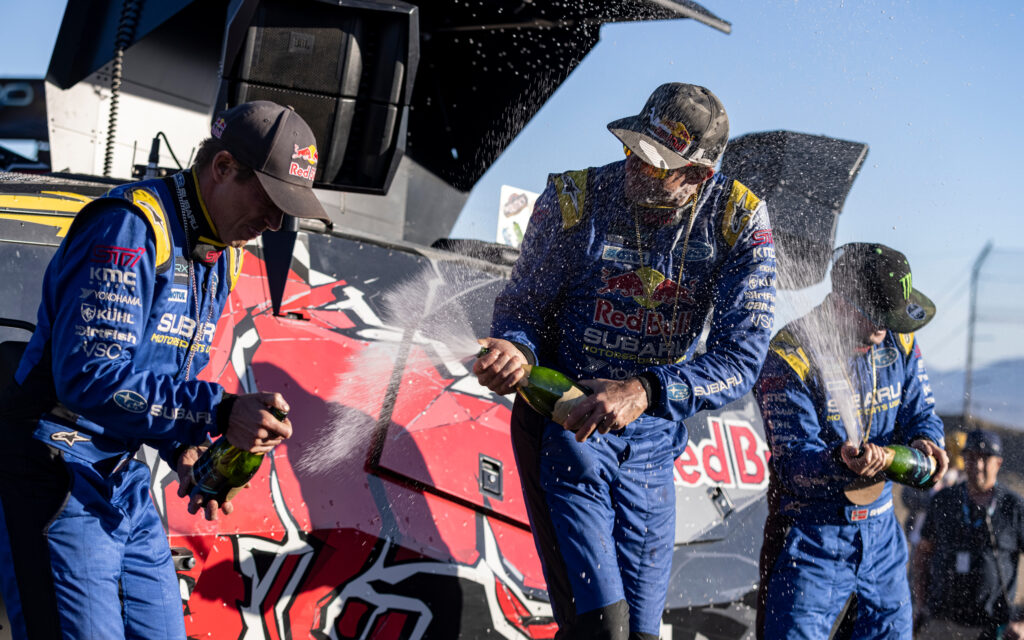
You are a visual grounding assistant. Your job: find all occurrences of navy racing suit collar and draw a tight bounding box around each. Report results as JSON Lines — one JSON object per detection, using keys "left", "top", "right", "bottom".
{"left": 168, "top": 170, "right": 226, "bottom": 265}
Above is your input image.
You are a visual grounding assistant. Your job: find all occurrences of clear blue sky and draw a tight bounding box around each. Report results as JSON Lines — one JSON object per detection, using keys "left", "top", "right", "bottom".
{"left": 4, "top": 0, "right": 1023, "bottom": 373}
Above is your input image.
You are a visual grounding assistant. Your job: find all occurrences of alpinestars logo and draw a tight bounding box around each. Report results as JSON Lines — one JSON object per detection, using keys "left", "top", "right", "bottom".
{"left": 50, "top": 431, "right": 90, "bottom": 446}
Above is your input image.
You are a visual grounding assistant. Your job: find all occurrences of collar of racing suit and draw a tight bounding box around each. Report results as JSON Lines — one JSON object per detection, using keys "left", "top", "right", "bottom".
{"left": 166, "top": 170, "right": 226, "bottom": 266}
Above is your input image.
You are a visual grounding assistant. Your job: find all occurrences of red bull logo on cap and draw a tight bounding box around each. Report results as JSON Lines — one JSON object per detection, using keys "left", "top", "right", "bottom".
{"left": 289, "top": 144, "right": 318, "bottom": 181}
{"left": 645, "top": 108, "right": 692, "bottom": 154}
{"left": 292, "top": 144, "right": 318, "bottom": 166}
{"left": 211, "top": 117, "right": 226, "bottom": 138}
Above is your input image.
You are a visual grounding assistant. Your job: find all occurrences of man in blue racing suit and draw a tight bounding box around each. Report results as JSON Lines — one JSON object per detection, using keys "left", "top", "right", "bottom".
{"left": 754, "top": 243, "right": 949, "bottom": 639}
{"left": 0, "top": 101, "right": 329, "bottom": 639}
{"left": 474, "top": 83, "right": 777, "bottom": 639}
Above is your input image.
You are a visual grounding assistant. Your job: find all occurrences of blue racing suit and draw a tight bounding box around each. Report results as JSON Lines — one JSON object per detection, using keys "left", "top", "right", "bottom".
{"left": 0, "top": 170, "right": 242, "bottom": 639}
{"left": 753, "top": 308, "right": 944, "bottom": 640}
{"left": 492, "top": 160, "right": 776, "bottom": 637}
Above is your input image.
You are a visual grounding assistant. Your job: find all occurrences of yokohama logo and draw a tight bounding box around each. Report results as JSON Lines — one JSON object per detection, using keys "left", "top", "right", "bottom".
{"left": 91, "top": 245, "right": 145, "bottom": 267}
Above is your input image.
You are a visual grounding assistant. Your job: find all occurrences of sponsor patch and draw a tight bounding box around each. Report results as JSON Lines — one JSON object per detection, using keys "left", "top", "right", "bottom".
{"left": 91, "top": 245, "right": 144, "bottom": 268}
{"left": 667, "top": 383, "right": 692, "bottom": 401}
{"left": 601, "top": 245, "right": 646, "bottom": 266}
{"left": 113, "top": 389, "right": 148, "bottom": 413}
{"left": 50, "top": 431, "right": 90, "bottom": 446}
{"left": 906, "top": 302, "right": 926, "bottom": 321}
{"left": 872, "top": 347, "right": 899, "bottom": 368}
{"left": 81, "top": 341, "right": 123, "bottom": 360}
{"left": 173, "top": 256, "right": 189, "bottom": 285}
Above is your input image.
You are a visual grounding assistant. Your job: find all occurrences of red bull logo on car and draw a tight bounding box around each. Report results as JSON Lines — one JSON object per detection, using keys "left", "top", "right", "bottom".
{"left": 597, "top": 266, "right": 692, "bottom": 309}
{"left": 675, "top": 416, "right": 770, "bottom": 490}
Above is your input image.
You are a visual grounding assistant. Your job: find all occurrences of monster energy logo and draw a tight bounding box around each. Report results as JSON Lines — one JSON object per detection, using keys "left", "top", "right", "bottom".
{"left": 899, "top": 273, "right": 912, "bottom": 300}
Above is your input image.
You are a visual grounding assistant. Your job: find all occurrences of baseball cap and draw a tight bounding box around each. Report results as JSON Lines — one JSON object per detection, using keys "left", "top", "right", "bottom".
{"left": 963, "top": 430, "right": 1003, "bottom": 457}
{"left": 831, "top": 243, "right": 935, "bottom": 333}
{"left": 210, "top": 101, "right": 330, "bottom": 223}
{"left": 607, "top": 83, "right": 729, "bottom": 169}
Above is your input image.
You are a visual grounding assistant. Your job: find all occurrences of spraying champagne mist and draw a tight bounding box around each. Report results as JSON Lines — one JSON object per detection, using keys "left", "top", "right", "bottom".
{"left": 295, "top": 264, "right": 503, "bottom": 476}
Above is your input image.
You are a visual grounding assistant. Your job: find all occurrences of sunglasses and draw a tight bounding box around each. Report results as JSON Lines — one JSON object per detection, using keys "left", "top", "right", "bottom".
{"left": 623, "top": 145, "right": 713, "bottom": 181}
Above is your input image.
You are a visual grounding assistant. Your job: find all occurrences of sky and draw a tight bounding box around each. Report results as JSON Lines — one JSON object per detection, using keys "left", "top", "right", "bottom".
{"left": 2, "top": 0, "right": 1023, "bottom": 374}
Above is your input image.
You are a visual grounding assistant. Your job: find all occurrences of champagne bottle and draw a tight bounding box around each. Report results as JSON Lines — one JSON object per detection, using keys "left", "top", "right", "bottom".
{"left": 190, "top": 406, "right": 287, "bottom": 503}
{"left": 477, "top": 347, "right": 591, "bottom": 427}
{"left": 883, "top": 444, "right": 937, "bottom": 489}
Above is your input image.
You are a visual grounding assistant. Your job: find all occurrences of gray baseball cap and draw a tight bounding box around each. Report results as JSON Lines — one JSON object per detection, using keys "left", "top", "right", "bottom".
{"left": 211, "top": 101, "right": 330, "bottom": 223}
{"left": 607, "top": 83, "right": 729, "bottom": 169}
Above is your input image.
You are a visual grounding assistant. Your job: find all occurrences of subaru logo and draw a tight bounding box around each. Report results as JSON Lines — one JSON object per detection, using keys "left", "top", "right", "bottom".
{"left": 872, "top": 347, "right": 899, "bottom": 368}
{"left": 667, "top": 384, "right": 692, "bottom": 401}
{"left": 113, "top": 389, "right": 148, "bottom": 413}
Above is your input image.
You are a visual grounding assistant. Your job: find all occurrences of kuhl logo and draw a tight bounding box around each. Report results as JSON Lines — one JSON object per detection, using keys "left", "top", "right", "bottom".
{"left": 81, "top": 303, "right": 97, "bottom": 322}
{"left": 113, "top": 389, "right": 147, "bottom": 413}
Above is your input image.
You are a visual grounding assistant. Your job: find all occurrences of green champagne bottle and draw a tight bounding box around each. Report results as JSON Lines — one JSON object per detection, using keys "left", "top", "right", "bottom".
{"left": 190, "top": 406, "right": 287, "bottom": 503}
{"left": 478, "top": 347, "right": 591, "bottom": 427}
{"left": 882, "top": 444, "right": 937, "bottom": 489}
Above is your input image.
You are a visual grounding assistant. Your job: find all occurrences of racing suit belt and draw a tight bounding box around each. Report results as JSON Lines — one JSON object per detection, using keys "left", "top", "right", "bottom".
{"left": 783, "top": 497, "right": 895, "bottom": 525}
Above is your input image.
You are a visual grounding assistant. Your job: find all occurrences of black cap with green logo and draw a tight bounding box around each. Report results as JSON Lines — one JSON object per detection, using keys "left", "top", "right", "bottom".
{"left": 831, "top": 242, "right": 936, "bottom": 333}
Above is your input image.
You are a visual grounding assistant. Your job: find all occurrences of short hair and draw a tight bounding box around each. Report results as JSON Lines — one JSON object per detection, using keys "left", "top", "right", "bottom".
{"left": 192, "top": 137, "right": 255, "bottom": 181}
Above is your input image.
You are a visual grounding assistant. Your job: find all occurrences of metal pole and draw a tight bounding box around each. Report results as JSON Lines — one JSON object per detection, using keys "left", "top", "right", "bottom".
{"left": 963, "top": 241, "right": 993, "bottom": 427}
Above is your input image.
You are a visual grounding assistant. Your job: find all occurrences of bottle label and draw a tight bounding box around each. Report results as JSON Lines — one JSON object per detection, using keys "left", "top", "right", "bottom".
{"left": 551, "top": 387, "right": 588, "bottom": 426}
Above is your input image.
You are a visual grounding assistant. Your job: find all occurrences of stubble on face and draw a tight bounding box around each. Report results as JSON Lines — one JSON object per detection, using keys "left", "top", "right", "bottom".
{"left": 623, "top": 156, "right": 704, "bottom": 208}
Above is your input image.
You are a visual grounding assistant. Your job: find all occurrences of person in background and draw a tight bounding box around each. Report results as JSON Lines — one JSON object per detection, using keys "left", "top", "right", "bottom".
{"left": 0, "top": 101, "right": 329, "bottom": 639}
{"left": 754, "top": 242, "right": 948, "bottom": 639}
{"left": 915, "top": 429, "right": 1024, "bottom": 640}
{"left": 474, "top": 82, "right": 776, "bottom": 639}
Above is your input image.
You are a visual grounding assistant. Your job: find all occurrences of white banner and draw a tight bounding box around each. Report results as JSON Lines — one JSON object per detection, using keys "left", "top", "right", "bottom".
{"left": 495, "top": 185, "right": 539, "bottom": 249}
